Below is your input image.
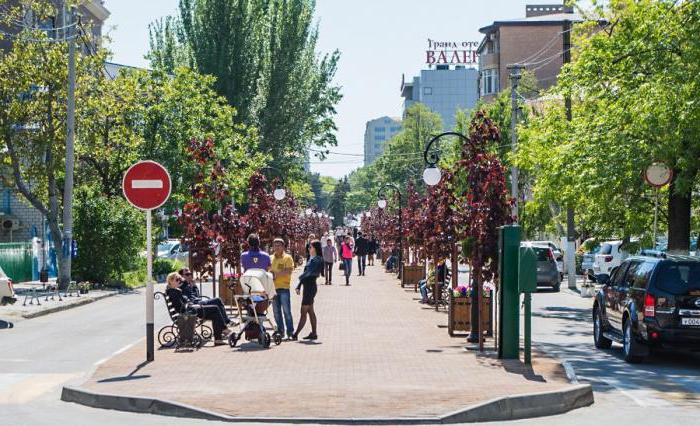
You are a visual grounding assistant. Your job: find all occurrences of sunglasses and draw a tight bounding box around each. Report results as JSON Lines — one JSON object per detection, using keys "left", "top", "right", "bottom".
{"left": 175, "top": 278, "right": 182, "bottom": 282}
{"left": 183, "top": 272, "right": 192, "bottom": 276}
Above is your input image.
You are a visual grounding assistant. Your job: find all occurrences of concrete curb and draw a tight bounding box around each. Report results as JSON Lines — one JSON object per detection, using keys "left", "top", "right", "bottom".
{"left": 61, "top": 383, "right": 593, "bottom": 424}
{"left": 21, "top": 291, "right": 121, "bottom": 319}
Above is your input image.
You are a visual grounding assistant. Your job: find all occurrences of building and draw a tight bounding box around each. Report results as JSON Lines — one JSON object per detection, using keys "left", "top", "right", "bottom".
{"left": 400, "top": 65, "right": 479, "bottom": 130}
{"left": 364, "top": 116, "right": 402, "bottom": 166}
{"left": 477, "top": 4, "right": 581, "bottom": 101}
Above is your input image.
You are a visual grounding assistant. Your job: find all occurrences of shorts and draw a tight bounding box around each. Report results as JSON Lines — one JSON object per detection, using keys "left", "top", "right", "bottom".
{"left": 301, "top": 281, "right": 318, "bottom": 306}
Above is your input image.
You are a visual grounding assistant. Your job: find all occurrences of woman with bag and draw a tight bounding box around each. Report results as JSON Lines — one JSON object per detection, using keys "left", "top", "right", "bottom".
{"left": 293, "top": 240, "right": 324, "bottom": 341}
{"left": 341, "top": 236, "right": 354, "bottom": 286}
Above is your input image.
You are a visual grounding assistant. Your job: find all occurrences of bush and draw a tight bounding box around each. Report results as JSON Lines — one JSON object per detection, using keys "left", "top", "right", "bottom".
{"left": 73, "top": 187, "right": 145, "bottom": 284}
{"left": 153, "top": 258, "right": 184, "bottom": 276}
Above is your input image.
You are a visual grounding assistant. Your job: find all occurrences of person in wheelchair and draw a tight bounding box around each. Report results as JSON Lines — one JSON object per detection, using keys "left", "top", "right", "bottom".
{"left": 178, "top": 268, "right": 232, "bottom": 326}
{"left": 166, "top": 272, "right": 230, "bottom": 345}
{"left": 419, "top": 259, "right": 448, "bottom": 304}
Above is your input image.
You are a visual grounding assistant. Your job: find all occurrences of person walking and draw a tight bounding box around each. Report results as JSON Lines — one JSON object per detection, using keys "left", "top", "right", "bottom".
{"left": 270, "top": 238, "right": 295, "bottom": 340}
{"left": 292, "top": 240, "right": 323, "bottom": 341}
{"left": 322, "top": 237, "right": 337, "bottom": 285}
{"left": 368, "top": 235, "right": 378, "bottom": 266}
{"left": 341, "top": 236, "right": 354, "bottom": 285}
{"left": 354, "top": 231, "right": 369, "bottom": 276}
{"left": 241, "top": 233, "right": 271, "bottom": 272}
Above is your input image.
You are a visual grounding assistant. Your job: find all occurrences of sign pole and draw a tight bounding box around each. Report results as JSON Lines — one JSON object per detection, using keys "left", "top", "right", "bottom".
{"left": 146, "top": 209, "right": 154, "bottom": 362}
{"left": 653, "top": 188, "right": 659, "bottom": 247}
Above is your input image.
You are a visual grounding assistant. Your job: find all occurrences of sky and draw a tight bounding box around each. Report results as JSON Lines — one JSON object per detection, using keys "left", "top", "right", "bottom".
{"left": 104, "top": 0, "right": 536, "bottom": 179}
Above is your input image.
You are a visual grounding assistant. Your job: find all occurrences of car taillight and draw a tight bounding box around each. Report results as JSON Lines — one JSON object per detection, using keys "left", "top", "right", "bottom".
{"left": 604, "top": 255, "right": 613, "bottom": 262}
{"left": 644, "top": 293, "right": 656, "bottom": 318}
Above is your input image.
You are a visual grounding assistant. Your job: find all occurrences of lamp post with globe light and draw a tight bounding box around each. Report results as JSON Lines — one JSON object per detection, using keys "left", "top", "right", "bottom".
{"left": 377, "top": 184, "right": 403, "bottom": 279}
{"left": 422, "top": 132, "right": 468, "bottom": 186}
{"left": 260, "top": 166, "right": 287, "bottom": 201}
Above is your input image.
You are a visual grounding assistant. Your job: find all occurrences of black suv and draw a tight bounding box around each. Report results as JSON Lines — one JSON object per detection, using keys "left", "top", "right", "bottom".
{"left": 593, "top": 255, "right": 700, "bottom": 363}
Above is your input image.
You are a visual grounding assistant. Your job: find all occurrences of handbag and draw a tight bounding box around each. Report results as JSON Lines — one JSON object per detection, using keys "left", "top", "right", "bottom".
{"left": 339, "top": 262, "right": 345, "bottom": 271}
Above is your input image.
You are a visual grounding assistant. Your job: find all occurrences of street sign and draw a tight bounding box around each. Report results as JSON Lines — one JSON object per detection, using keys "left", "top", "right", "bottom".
{"left": 123, "top": 160, "right": 171, "bottom": 363}
{"left": 644, "top": 162, "right": 672, "bottom": 188}
{"left": 122, "top": 161, "right": 172, "bottom": 210}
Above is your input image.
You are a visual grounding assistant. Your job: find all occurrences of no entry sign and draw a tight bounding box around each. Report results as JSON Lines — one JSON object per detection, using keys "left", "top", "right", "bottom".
{"left": 123, "top": 161, "right": 171, "bottom": 210}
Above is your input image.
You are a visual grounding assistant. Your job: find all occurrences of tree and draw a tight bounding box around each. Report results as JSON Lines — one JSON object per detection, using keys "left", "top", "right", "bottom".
{"left": 0, "top": 8, "right": 105, "bottom": 288}
{"left": 328, "top": 177, "right": 350, "bottom": 227}
{"left": 149, "top": 0, "right": 342, "bottom": 174}
{"left": 517, "top": 0, "right": 700, "bottom": 251}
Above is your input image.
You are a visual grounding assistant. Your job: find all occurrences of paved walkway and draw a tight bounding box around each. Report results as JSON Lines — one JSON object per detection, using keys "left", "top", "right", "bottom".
{"left": 75, "top": 263, "right": 571, "bottom": 419}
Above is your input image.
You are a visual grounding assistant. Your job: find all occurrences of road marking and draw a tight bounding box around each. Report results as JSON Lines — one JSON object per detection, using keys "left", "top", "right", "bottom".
{"left": 94, "top": 340, "right": 140, "bottom": 367}
{"left": 131, "top": 179, "right": 163, "bottom": 189}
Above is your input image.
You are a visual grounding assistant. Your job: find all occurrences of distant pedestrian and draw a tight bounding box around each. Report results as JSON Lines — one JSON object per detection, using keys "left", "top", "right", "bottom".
{"left": 241, "top": 233, "right": 271, "bottom": 272}
{"left": 368, "top": 235, "right": 378, "bottom": 266}
{"left": 292, "top": 240, "right": 323, "bottom": 341}
{"left": 354, "top": 231, "right": 369, "bottom": 276}
{"left": 270, "top": 238, "right": 295, "bottom": 340}
{"left": 322, "top": 238, "right": 338, "bottom": 285}
{"left": 341, "top": 236, "right": 354, "bottom": 285}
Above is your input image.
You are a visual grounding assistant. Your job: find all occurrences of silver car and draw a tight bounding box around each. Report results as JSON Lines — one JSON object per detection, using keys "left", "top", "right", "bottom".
{"left": 523, "top": 243, "right": 561, "bottom": 291}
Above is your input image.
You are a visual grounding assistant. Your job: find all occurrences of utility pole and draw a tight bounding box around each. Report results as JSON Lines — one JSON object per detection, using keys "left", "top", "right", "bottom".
{"left": 61, "top": 6, "right": 76, "bottom": 290}
{"left": 563, "top": 19, "right": 576, "bottom": 290}
{"left": 507, "top": 64, "right": 522, "bottom": 221}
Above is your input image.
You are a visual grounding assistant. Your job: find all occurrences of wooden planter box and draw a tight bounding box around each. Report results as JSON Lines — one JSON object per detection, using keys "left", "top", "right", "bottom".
{"left": 448, "top": 294, "right": 492, "bottom": 336}
{"left": 381, "top": 251, "right": 388, "bottom": 264}
{"left": 401, "top": 264, "right": 425, "bottom": 289}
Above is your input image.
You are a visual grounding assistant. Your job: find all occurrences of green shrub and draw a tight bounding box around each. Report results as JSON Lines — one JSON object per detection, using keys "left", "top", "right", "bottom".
{"left": 73, "top": 186, "right": 145, "bottom": 284}
{"left": 153, "top": 258, "right": 185, "bottom": 276}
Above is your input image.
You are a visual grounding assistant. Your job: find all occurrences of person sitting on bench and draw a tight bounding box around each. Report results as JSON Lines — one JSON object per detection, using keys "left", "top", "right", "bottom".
{"left": 419, "top": 260, "right": 448, "bottom": 304}
{"left": 178, "top": 268, "right": 232, "bottom": 325}
{"left": 166, "top": 272, "right": 230, "bottom": 344}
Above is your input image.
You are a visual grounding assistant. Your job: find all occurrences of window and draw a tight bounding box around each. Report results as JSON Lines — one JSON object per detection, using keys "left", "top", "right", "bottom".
{"left": 655, "top": 262, "right": 700, "bottom": 295}
{"left": 633, "top": 262, "right": 655, "bottom": 289}
{"left": 623, "top": 261, "right": 641, "bottom": 288}
{"left": 610, "top": 262, "right": 629, "bottom": 287}
{"left": 423, "top": 87, "right": 433, "bottom": 95}
{"left": 390, "top": 126, "right": 401, "bottom": 132}
{"left": 375, "top": 127, "right": 385, "bottom": 133}
{"left": 374, "top": 135, "right": 385, "bottom": 141}
{"left": 599, "top": 243, "right": 612, "bottom": 255}
{"left": 480, "top": 69, "right": 499, "bottom": 96}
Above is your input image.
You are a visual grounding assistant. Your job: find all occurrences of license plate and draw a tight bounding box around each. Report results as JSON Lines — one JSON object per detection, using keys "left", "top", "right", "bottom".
{"left": 681, "top": 318, "right": 700, "bottom": 326}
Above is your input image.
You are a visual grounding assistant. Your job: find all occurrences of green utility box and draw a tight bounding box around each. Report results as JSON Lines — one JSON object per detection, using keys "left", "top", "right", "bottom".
{"left": 519, "top": 246, "right": 538, "bottom": 293}
{"left": 498, "top": 225, "right": 521, "bottom": 359}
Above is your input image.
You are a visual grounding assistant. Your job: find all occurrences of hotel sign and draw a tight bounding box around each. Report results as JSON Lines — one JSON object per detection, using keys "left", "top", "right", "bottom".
{"left": 426, "top": 39, "right": 479, "bottom": 65}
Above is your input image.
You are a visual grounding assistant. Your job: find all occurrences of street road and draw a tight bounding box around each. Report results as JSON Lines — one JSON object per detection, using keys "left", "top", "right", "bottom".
{"left": 1, "top": 280, "right": 699, "bottom": 425}
{"left": 500, "top": 285, "right": 700, "bottom": 424}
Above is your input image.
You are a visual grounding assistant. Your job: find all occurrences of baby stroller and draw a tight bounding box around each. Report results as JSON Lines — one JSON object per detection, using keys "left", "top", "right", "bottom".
{"left": 229, "top": 269, "right": 283, "bottom": 348}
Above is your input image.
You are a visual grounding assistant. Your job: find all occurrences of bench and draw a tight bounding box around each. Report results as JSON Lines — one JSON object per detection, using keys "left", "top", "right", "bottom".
{"left": 154, "top": 291, "right": 213, "bottom": 350}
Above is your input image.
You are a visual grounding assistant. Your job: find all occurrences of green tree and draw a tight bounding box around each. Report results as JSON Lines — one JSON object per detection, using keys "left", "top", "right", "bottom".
{"left": 517, "top": 0, "right": 700, "bottom": 251}
{"left": 328, "top": 177, "right": 350, "bottom": 227}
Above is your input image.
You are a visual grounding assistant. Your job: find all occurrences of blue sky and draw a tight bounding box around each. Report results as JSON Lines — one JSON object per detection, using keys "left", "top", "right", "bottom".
{"left": 104, "top": 0, "right": 536, "bottom": 178}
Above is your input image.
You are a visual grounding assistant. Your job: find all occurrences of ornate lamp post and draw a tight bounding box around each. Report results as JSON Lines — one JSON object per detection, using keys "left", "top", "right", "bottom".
{"left": 422, "top": 132, "right": 468, "bottom": 186}
{"left": 260, "top": 166, "right": 287, "bottom": 201}
{"left": 377, "top": 184, "right": 403, "bottom": 279}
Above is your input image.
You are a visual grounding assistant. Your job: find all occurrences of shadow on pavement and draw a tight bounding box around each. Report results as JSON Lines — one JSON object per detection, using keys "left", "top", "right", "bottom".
{"left": 97, "top": 360, "right": 152, "bottom": 383}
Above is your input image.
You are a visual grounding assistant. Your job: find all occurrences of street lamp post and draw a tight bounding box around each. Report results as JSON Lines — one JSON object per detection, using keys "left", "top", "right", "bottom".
{"left": 260, "top": 166, "right": 287, "bottom": 201}
{"left": 377, "top": 184, "right": 403, "bottom": 279}
{"left": 423, "top": 131, "right": 485, "bottom": 344}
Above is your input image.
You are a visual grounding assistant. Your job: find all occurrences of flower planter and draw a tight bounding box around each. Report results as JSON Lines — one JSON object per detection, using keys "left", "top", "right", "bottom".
{"left": 401, "top": 264, "right": 425, "bottom": 290}
{"left": 448, "top": 294, "right": 491, "bottom": 337}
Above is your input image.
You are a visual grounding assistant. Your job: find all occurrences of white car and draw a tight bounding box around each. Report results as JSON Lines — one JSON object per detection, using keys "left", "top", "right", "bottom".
{"left": 593, "top": 240, "right": 628, "bottom": 276}
{"left": 531, "top": 241, "right": 564, "bottom": 279}
{"left": 0, "top": 265, "right": 16, "bottom": 305}
{"left": 157, "top": 239, "right": 189, "bottom": 265}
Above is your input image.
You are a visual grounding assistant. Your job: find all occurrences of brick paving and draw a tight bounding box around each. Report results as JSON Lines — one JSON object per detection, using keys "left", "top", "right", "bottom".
{"left": 78, "top": 263, "right": 572, "bottom": 419}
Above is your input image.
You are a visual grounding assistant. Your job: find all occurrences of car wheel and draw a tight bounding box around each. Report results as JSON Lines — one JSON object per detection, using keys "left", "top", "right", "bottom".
{"left": 593, "top": 307, "right": 612, "bottom": 349}
{"left": 622, "top": 318, "right": 644, "bottom": 363}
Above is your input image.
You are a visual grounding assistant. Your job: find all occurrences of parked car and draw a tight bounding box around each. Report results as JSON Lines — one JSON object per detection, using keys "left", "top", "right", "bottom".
{"left": 522, "top": 242, "right": 561, "bottom": 292}
{"left": 531, "top": 240, "right": 564, "bottom": 280}
{"left": 593, "top": 255, "right": 700, "bottom": 363}
{"left": 593, "top": 240, "right": 628, "bottom": 276}
{"left": 157, "top": 239, "right": 189, "bottom": 265}
{"left": 0, "top": 265, "right": 15, "bottom": 306}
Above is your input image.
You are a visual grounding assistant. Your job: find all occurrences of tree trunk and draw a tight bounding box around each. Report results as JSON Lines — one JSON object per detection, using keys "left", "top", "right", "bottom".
{"left": 46, "top": 215, "right": 68, "bottom": 290}
{"left": 667, "top": 179, "right": 691, "bottom": 254}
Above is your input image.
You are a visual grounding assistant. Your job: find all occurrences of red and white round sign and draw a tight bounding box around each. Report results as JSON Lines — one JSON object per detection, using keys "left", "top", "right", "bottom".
{"left": 122, "top": 161, "right": 171, "bottom": 210}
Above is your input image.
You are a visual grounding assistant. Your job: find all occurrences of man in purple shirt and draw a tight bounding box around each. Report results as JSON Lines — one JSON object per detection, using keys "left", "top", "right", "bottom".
{"left": 240, "top": 233, "right": 272, "bottom": 272}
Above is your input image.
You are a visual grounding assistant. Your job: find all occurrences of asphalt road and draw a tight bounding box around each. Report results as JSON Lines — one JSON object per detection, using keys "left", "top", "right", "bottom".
{"left": 501, "top": 284, "right": 700, "bottom": 424}
{"left": 1, "top": 280, "right": 699, "bottom": 425}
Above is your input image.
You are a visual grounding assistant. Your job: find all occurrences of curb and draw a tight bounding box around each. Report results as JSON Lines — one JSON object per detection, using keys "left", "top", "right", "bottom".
{"left": 21, "top": 291, "right": 121, "bottom": 319}
{"left": 61, "top": 383, "right": 593, "bottom": 424}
